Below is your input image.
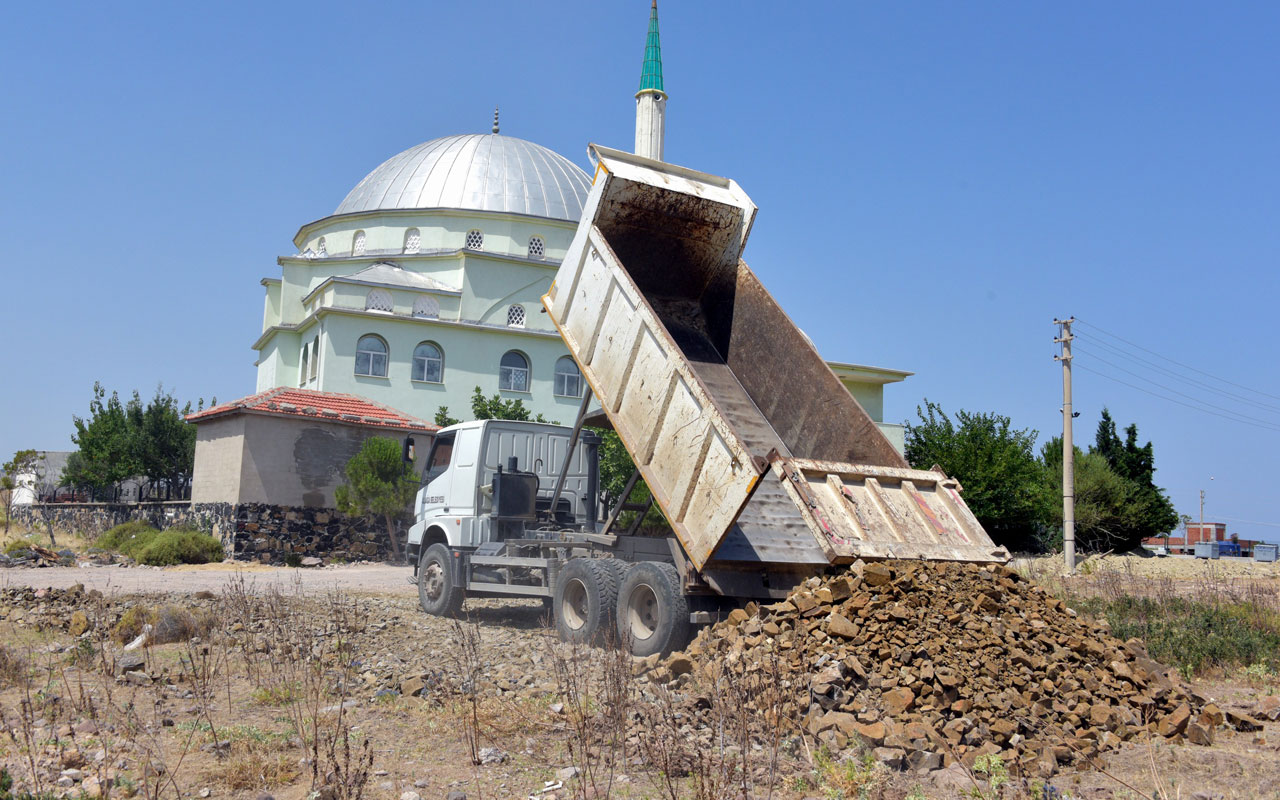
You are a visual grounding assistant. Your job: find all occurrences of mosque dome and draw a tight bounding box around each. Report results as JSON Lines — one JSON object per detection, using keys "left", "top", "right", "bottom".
{"left": 334, "top": 133, "right": 592, "bottom": 222}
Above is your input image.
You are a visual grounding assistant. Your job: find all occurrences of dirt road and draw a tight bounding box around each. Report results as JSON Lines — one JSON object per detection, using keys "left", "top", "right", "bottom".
{"left": 0, "top": 562, "right": 417, "bottom": 596}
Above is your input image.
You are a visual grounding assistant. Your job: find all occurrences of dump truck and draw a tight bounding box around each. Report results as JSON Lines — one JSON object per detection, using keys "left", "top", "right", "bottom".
{"left": 405, "top": 145, "right": 1009, "bottom": 656}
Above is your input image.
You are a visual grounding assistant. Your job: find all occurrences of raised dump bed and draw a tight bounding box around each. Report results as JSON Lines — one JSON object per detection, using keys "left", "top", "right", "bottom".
{"left": 544, "top": 145, "right": 1009, "bottom": 573}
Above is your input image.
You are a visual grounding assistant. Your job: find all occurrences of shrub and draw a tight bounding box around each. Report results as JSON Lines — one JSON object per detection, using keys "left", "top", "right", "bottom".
{"left": 135, "top": 527, "right": 223, "bottom": 566}
{"left": 96, "top": 521, "right": 159, "bottom": 556}
{"left": 112, "top": 603, "right": 217, "bottom": 645}
{"left": 2, "top": 539, "right": 34, "bottom": 558}
{"left": 96, "top": 523, "right": 222, "bottom": 565}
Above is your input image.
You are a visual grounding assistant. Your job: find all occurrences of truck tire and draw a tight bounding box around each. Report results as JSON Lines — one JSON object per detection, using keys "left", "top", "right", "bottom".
{"left": 616, "top": 561, "right": 690, "bottom": 657}
{"left": 554, "top": 558, "right": 619, "bottom": 645}
{"left": 418, "top": 543, "right": 464, "bottom": 617}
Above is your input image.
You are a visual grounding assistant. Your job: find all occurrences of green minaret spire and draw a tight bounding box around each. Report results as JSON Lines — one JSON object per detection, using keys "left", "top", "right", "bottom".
{"left": 638, "top": 0, "right": 664, "bottom": 95}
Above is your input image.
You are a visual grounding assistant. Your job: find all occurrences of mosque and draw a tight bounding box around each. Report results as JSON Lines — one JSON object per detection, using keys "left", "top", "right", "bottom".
{"left": 189, "top": 3, "right": 909, "bottom": 518}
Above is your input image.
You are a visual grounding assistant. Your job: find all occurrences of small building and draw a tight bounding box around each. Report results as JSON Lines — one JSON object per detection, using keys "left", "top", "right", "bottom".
{"left": 1143, "top": 522, "right": 1262, "bottom": 557}
{"left": 187, "top": 388, "right": 436, "bottom": 509}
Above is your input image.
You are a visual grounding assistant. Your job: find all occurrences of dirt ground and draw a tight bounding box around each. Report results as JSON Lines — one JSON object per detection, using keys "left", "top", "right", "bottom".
{"left": 0, "top": 562, "right": 417, "bottom": 596}
{"left": 1, "top": 557, "right": 1278, "bottom": 800}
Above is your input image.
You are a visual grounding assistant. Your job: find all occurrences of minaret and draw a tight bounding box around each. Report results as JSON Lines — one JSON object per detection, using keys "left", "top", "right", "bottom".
{"left": 634, "top": 0, "right": 666, "bottom": 161}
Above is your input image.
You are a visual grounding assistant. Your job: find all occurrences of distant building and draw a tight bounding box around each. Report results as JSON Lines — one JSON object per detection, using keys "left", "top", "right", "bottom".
{"left": 1143, "top": 522, "right": 1262, "bottom": 557}
{"left": 187, "top": 388, "right": 435, "bottom": 509}
{"left": 9, "top": 451, "right": 72, "bottom": 505}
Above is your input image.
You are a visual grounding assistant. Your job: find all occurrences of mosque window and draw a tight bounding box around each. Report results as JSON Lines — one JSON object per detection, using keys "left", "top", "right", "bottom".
{"left": 412, "top": 342, "right": 444, "bottom": 384}
{"left": 365, "top": 289, "right": 393, "bottom": 313}
{"left": 299, "top": 346, "right": 310, "bottom": 388}
{"left": 465, "top": 229, "right": 484, "bottom": 250}
{"left": 310, "top": 337, "right": 320, "bottom": 382}
{"left": 412, "top": 295, "right": 440, "bottom": 318}
{"left": 353, "top": 230, "right": 367, "bottom": 256}
{"left": 403, "top": 228, "right": 420, "bottom": 254}
{"left": 355, "top": 335, "right": 388, "bottom": 378}
{"left": 317, "top": 237, "right": 327, "bottom": 257}
{"left": 554, "top": 357, "right": 583, "bottom": 398}
{"left": 499, "top": 351, "right": 530, "bottom": 392}
{"left": 527, "top": 236, "right": 545, "bottom": 259}
{"left": 506, "top": 304, "right": 526, "bottom": 328}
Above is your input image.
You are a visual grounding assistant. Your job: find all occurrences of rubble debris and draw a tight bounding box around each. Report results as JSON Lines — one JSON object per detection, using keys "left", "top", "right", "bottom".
{"left": 652, "top": 560, "right": 1211, "bottom": 776}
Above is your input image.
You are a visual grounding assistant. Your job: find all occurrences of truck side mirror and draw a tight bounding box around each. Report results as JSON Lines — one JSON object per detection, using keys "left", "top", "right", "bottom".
{"left": 403, "top": 436, "right": 415, "bottom": 464}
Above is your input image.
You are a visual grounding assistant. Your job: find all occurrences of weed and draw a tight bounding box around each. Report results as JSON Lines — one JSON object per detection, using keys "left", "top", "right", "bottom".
{"left": 967, "top": 753, "right": 1009, "bottom": 797}
{"left": 0, "top": 646, "right": 26, "bottom": 689}
{"left": 251, "top": 683, "right": 303, "bottom": 706}
{"left": 111, "top": 604, "right": 216, "bottom": 645}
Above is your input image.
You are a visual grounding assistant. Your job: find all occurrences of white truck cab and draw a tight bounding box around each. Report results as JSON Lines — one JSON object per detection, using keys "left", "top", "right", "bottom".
{"left": 405, "top": 419, "right": 598, "bottom": 561}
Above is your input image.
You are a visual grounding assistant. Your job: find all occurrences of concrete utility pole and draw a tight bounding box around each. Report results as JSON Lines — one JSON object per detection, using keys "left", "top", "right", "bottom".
{"left": 1054, "top": 318, "right": 1076, "bottom": 572}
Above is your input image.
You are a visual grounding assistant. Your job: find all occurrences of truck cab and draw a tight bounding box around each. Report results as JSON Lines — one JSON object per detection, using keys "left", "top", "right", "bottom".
{"left": 405, "top": 419, "right": 599, "bottom": 565}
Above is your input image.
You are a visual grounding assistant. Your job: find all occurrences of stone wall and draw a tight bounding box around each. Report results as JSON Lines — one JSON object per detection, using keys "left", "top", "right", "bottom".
{"left": 9, "top": 501, "right": 397, "bottom": 564}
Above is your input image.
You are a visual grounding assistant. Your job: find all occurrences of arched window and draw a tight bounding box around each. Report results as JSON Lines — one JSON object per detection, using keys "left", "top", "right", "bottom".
{"left": 309, "top": 337, "right": 319, "bottom": 381}
{"left": 527, "top": 235, "right": 545, "bottom": 259}
{"left": 412, "top": 342, "right": 444, "bottom": 383}
{"left": 465, "top": 229, "right": 484, "bottom": 250}
{"left": 499, "top": 351, "right": 529, "bottom": 392}
{"left": 299, "top": 345, "right": 310, "bottom": 387}
{"left": 412, "top": 295, "right": 440, "bottom": 318}
{"left": 355, "top": 335, "right": 388, "bottom": 378}
{"left": 506, "top": 304, "right": 526, "bottom": 328}
{"left": 353, "top": 230, "right": 366, "bottom": 256}
{"left": 365, "top": 289, "right": 393, "bottom": 312}
{"left": 554, "top": 356, "right": 582, "bottom": 398}
{"left": 403, "top": 228, "right": 420, "bottom": 254}
{"left": 317, "top": 237, "right": 327, "bottom": 257}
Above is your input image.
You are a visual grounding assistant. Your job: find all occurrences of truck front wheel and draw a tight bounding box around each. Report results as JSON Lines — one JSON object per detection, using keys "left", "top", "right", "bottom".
{"left": 418, "top": 543, "right": 464, "bottom": 617}
{"left": 554, "top": 558, "right": 619, "bottom": 645}
{"left": 616, "top": 562, "right": 690, "bottom": 657}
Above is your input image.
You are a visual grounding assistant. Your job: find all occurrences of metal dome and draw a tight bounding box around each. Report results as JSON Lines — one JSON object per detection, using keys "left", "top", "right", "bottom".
{"left": 335, "top": 134, "right": 591, "bottom": 221}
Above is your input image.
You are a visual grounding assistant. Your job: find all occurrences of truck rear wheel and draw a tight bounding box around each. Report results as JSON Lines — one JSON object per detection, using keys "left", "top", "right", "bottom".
{"left": 616, "top": 561, "right": 689, "bottom": 657}
{"left": 418, "top": 543, "right": 464, "bottom": 617}
{"left": 554, "top": 558, "right": 619, "bottom": 645}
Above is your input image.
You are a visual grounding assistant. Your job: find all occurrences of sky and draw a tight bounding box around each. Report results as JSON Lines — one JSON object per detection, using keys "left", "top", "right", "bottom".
{"left": 1, "top": 1, "right": 1277, "bottom": 542}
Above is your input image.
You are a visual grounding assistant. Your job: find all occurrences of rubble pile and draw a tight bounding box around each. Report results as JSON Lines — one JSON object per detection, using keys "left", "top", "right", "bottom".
{"left": 659, "top": 560, "right": 1244, "bottom": 777}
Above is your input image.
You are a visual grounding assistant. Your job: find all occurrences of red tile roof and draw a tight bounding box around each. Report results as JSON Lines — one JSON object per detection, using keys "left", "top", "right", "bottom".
{"left": 186, "top": 387, "right": 437, "bottom": 433}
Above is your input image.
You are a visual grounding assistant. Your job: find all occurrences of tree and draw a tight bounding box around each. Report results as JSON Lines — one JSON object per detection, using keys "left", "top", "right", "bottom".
{"left": 67, "top": 383, "right": 137, "bottom": 500}
{"left": 334, "top": 437, "right": 418, "bottom": 560}
{"left": 131, "top": 387, "right": 198, "bottom": 499}
{"left": 65, "top": 384, "right": 203, "bottom": 501}
{"left": 904, "top": 400, "right": 1053, "bottom": 551}
{"left": 1042, "top": 438, "right": 1150, "bottom": 552}
{"left": 1, "top": 450, "right": 38, "bottom": 534}
{"left": 1090, "top": 408, "right": 1179, "bottom": 541}
{"left": 434, "top": 387, "right": 552, "bottom": 429}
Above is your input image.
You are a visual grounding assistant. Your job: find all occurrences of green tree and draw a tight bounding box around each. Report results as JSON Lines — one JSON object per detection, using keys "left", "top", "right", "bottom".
{"left": 1042, "top": 438, "right": 1151, "bottom": 552}
{"left": 334, "top": 437, "right": 418, "bottom": 560}
{"left": 131, "top": 387, "right": 198, "bottom": 499}
{"left": 2, "top": 450, "right": 39, "bottom": 534}
{"left": 1090, "top": 408, "right": 1179, "bottom": 540}
{"left": 67, "top": 383, "right": 137, "bottom": 499}
{"left": 904, "top": 400, "right": 1053, "bottom": 551}
{"left": 434, "top": 387, "right": 551, "bottom": 429}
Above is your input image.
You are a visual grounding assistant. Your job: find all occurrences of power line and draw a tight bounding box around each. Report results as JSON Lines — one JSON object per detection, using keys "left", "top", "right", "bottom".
{"left": 1075, "top": 318, "right": 1280, "bottom": 403}
{"left": 1213, "top": 516, "right": 1280, "bottom": 530}
{"left": 1073, "top": 344, "right": 1280, "bottom": 426}
{"left": 1073, "top": 363, "right": 1280, "bottom": 434}
{"left": 1074, "top": 333, "right": 1280, "bottom": 415}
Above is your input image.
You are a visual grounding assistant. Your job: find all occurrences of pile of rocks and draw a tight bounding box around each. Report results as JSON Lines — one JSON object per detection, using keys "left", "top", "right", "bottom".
{"left": 656, "top": 560, "right": 1248, "bottom": 777}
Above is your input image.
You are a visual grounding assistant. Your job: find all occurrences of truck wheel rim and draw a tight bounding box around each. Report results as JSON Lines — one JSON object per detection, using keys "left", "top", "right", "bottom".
{"left": 562, "top": 578, "right": 589, "bottom": 630}
{"left": 626, "top": 583, "right": 659, "bottom": 641}
{"left": 423, "top": 561, "right": 445, "bottom": 601}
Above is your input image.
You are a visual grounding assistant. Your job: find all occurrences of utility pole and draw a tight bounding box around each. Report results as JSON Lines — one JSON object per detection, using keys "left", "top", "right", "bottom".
{"left": 1054, "top": 318, "right": 1076, "bottom": 572}
{"left": 1199, "top": 488, "right": 1205, "bottom": 541}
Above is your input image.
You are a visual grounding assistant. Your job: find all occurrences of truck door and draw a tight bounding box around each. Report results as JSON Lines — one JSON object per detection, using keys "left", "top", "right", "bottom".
{"left": 420, "top": 433, "right": 455, "bottom": 521}
{"left": 449, "top": 427, "right": 480, "bottom": 544}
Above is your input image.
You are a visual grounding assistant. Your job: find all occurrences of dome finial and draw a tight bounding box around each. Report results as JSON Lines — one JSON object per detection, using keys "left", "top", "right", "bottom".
{"left": 492, "top": 106, "right": 500, "bottom": 134}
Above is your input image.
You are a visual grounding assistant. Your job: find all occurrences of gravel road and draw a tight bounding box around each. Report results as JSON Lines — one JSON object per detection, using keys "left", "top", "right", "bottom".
{"left": 0, "top": 562, "right": 418, "bottom": 596}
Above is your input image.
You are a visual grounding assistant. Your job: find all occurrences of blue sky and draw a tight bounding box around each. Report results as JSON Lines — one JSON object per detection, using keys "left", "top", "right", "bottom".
{"left": 2, "top": 2, "right": 1277, "bottom": 542}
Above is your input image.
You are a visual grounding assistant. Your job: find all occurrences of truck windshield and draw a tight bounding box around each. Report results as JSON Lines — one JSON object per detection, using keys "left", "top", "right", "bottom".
{"left": 424, "top": 434, "right": 454, "bottom": 483}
